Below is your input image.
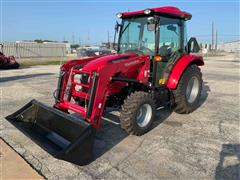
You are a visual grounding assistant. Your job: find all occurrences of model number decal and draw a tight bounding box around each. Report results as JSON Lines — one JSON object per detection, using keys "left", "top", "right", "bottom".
{"left": 124, "top": 60, "right": 139, "bottom": 67}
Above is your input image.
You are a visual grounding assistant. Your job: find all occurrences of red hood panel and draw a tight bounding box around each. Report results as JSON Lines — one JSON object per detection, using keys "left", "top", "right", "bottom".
{"left": 82, "top": 53, "right": 138, "bottom": 71}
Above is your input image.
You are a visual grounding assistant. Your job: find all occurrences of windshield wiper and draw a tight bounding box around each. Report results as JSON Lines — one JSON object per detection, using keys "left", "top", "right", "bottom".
{"left": 120, "top": 22, "right": 131, "bottom": 37}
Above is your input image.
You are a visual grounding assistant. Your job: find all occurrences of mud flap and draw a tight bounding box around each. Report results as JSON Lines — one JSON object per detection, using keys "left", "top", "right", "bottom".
{"left": 6, "top": 99, "right": 96, "bottom": 165}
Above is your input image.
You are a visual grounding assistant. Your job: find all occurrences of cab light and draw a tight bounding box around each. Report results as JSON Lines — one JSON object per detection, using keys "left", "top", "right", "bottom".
{"left": 116, "top": 13, "right": 122, "bottom": 18}
{"left": 154, "top": 56, "right": 162, "bottom": 62}
{"left": 144, "top": 9, "right": 152, "bottom": 15}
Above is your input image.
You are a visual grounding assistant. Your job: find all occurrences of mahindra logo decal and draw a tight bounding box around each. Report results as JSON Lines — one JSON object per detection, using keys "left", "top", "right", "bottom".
{"left": 125, "top": 60, "right": 139, "bottom": 67}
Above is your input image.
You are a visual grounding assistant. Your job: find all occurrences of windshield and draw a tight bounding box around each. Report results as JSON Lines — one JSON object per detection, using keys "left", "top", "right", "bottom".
{"left": 118, "top": 17, "right": 155, "bottom": 56}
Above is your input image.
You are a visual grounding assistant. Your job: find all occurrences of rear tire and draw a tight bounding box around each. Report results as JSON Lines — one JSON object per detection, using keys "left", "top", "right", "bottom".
{"left": 172, "top": 64, "right": 202, "bottom": 114}
{"left": 120, "top": 92, "right": 156, "bottom": 136}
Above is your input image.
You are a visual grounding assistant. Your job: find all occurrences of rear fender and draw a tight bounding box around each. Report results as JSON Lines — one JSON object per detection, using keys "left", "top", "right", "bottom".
{"left": 166, "top": 54, "right": 204, "bottom": 89}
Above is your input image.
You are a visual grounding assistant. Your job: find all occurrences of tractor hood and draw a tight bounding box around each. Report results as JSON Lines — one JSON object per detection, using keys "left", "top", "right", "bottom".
{"left": 81, "top": 53, "right": 138, "bottom": 71}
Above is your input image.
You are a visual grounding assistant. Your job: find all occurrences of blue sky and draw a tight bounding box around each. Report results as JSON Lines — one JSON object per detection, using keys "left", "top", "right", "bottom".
{"left": 1, "top": 0, "right": 239, "bottom": 44}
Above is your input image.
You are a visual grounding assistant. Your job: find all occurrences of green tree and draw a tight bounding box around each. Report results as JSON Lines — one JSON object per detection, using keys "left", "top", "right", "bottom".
{"left": 70, "top": 44, "right": 80, "bottom": 49}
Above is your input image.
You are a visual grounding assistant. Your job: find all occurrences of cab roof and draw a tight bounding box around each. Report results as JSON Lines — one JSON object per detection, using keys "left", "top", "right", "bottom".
{"left": 121, "top": 6, "right": 192, "bottom": 20}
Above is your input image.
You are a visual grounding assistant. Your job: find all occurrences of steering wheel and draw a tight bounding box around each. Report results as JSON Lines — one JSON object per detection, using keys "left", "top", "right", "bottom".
{"left": 124, "top": 49, "right": 145, "bottom": 56}
{"left": 140, "top": 47, "right": 154, "bottom": 55}
{"left": 124, "top": 46, "right": 154, "bottom": 56}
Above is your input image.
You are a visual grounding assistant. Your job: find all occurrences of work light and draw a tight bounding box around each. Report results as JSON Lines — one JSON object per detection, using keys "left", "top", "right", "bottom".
{"left": 116, "top": 13, "right": 122, "bottom": 18}
{"left": 144, "top": 9, "right": 152, "bottom": 15}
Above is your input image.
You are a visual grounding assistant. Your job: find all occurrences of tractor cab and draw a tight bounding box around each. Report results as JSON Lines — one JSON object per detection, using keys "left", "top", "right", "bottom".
{"left": 115, "top": 6, "right": 199, "bottom": 86}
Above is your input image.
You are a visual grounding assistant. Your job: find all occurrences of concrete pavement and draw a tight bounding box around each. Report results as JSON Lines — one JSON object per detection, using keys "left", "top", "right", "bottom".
{"left": 0, "top": 55, "right": 239, "bottom": 179}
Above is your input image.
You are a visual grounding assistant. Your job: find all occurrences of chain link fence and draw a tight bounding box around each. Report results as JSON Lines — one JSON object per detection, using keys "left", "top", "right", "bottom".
{"left": 0, "top": 42, "right": 67, "bottom": 58}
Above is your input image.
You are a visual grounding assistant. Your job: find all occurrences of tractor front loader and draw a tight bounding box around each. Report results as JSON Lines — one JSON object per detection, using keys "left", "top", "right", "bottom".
{"left": 6, "top": 6, "right": 204, "bottom": 165}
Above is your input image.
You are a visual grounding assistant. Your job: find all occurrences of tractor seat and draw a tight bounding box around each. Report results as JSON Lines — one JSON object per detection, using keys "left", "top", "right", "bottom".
{"left": 159, "top": 45, "right": 172, "bottom": 61}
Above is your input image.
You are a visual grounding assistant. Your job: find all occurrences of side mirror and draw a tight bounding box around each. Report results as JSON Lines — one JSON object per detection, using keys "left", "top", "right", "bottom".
{"left": 147, "top": 17, "right": 156, "bottom": 31}
{"left": 186, "top": 37, "right": 200, "bottom": 53}
{"left": 113, "top": 21, "right": 122, "bottom": 51}
{"left": 115, "top": 21, "right": 121, "bottom": 33}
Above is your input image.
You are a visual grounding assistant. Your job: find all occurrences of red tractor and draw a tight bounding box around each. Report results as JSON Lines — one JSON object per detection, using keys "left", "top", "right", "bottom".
{"left": 7, "top": 6, "right": 204, "bottom": 165}
{"left": 0, "top": 44, "right": 19, "bottom": 69}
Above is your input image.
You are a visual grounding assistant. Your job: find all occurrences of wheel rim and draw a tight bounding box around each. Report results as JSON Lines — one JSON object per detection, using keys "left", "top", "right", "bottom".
{"left": 186, "top": 76, "right": 200, "bottom": 103}
{"left": 136, "top": 104, "right": 152, "bottom": 128}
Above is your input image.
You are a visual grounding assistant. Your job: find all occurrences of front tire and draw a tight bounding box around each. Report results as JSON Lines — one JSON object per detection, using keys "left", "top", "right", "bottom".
{"left": 120, "top": 92, "right": 156, "bottom": 136}
{"left": 172, "top": 64, "right": 202, "bottom": 114}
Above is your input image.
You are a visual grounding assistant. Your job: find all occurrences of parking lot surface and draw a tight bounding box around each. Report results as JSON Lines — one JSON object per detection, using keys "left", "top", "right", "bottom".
{"left": 0, "top": 55, "right": 239, "bottom": 179}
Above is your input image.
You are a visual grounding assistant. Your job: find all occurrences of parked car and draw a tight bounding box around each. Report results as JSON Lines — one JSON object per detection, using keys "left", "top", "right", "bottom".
{"left": 77, "top": 48, "right": 112, "bottom": 57}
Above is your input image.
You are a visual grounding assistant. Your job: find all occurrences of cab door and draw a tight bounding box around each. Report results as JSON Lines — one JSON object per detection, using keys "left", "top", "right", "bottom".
{"left": 155, "top": 17, "right": 184, "bottom": 86}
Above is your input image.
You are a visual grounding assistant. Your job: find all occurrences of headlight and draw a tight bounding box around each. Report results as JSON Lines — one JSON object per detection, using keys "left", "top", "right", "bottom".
{"left": 116, "top": 13, "right": 122, "bottom": 18}
{"left": 144, "top": 9, "right": 152, "bottom": 15}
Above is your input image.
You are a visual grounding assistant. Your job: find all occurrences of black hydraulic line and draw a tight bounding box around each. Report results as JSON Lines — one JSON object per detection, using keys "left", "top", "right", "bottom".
{"left": 86, "top": 73, "right": 98, "bottom": 118}
{"left": 111, "top": 77, "right": 139, "bottom": 83}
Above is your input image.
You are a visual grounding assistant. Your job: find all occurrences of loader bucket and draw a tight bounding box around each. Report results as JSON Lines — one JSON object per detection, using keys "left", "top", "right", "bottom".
{"left": 6, "top": 99, "right": 96, "bottom": 165}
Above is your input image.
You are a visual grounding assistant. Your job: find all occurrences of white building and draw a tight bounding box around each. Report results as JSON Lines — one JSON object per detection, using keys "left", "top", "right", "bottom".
{"left": 218, "top": 40, "right": 240, "bottom": 53}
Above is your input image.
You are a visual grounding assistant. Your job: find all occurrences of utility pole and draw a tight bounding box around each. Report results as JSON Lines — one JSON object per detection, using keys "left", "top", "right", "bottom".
{"left": 79, "top": 37, "right": 81, "bottom": 46}
{"left": 87, "top": 31, "right": 90, "bottom": 45}
{"left": 72, "top": 33, "right": 75, "bottom": 44}
{"left": 107, "top": 31, "right": 110, "bottom": 49}
{"left": 215, "top": 29, "right": 218, "bottom": 51}
{"left": 87, "top": 31, "right": 90, "bottom": 41}
{"left": 212, "top": 21, "right": 214, "bottom": 51}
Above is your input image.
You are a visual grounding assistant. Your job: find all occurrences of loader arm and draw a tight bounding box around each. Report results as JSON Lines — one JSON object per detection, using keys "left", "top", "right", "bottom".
{"left": 55, "top": 54, "right": 150, "bottom": 128}
{"left": 56, "top": 55, "right": 109, "bottom": 102}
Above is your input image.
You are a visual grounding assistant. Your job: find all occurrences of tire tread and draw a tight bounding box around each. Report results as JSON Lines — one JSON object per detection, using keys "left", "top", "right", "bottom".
{"left": 120, "top": 91, "right": 156, "bottom": 135}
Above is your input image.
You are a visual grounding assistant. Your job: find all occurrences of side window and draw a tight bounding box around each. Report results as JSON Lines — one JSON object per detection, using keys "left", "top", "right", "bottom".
{"left": 119, "top": 21, "right": 141, "bottom": 52}
{"left": 159, "top": 17, "right": 181, "bottom": 56}
{"left": 183, "top": 20, "right": 188, "bottom": 48}
{"left": 142, "top": 24, "right": 155, "bottom": 53}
